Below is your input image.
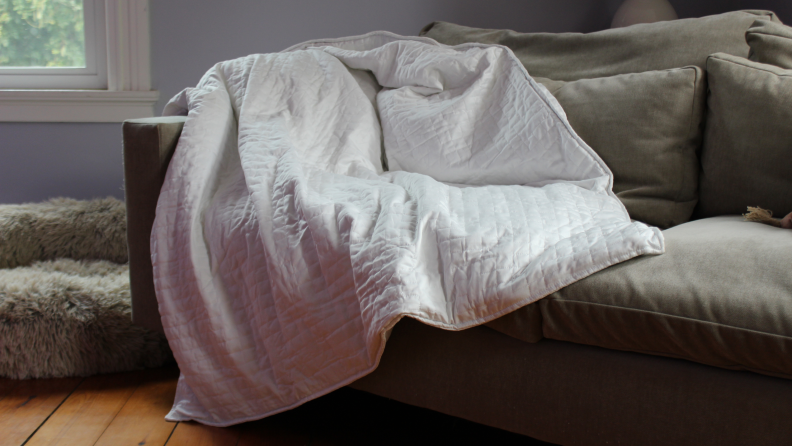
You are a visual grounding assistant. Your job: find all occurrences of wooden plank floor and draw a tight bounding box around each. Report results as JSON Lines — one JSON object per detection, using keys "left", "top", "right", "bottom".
{"left": 0, "top": 366, "right": 554, "bottom": 446}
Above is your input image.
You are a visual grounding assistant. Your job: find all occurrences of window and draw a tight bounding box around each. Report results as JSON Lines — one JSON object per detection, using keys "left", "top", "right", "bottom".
{"left": 0, "top": 0, "right": 107, "bottom": 89}
{"left": 0, "top": 0, "right": 158, "bottom": 122}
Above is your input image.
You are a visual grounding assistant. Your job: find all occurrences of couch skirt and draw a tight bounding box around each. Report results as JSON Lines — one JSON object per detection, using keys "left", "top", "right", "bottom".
{"left": 351, "top": 318, "right": 792, "bottom": 446}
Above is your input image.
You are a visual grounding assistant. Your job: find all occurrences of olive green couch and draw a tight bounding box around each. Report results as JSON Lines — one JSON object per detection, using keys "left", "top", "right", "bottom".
{"left": 123, "top": 10, "right": 792, "bottom": 445}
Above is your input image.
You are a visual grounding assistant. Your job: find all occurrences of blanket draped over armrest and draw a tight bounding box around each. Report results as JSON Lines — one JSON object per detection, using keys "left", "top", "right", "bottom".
{"left": 153, "top": 31, "right": 664, "bottom": 426}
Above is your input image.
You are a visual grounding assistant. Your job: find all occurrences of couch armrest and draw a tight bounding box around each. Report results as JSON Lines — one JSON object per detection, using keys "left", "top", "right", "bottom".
{"left": 123, "top": 116, "right": 186, "bottom": 334}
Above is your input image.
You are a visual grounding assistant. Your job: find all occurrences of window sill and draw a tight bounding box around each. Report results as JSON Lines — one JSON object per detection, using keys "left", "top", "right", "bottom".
{"left": 0, "top": 89, "right": 159, "bottom": 123}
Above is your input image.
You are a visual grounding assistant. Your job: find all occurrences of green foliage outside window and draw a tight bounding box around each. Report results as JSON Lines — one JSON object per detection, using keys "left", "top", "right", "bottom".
{"left": 0, "top": 0, "right": 85, "bottom": 67}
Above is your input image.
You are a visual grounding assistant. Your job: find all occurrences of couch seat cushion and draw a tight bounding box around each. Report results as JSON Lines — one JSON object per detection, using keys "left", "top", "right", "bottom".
{"left": 489, "top": 216, "right": 792, "bottom": 379}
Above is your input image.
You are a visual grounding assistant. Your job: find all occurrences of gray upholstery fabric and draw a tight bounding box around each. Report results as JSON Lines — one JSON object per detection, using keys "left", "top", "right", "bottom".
{"left": 352, "top": 319, "right": 792, "bottom": 446}
{"left": 122, "top": 115, "right": 792, "bottom": 445}
{"left": 122, "top": 116, "right": 186, "bottom": 335}
{"left": 534, "top": 67, "right": 705, "bottom": 229}
{"left": 696, "top": 54, "right": 792, "bottom": 218}
{"left": 420, "top": 10, "right": 779, "bottom": 81}
{"left": 484, "top": 298, "right": 543, "bottom": 343}
{"left": 747, "top": 19, "right": 792, "bottom": 69}
{"left": 490, "top": 216, "right": 792, "bottom": 380}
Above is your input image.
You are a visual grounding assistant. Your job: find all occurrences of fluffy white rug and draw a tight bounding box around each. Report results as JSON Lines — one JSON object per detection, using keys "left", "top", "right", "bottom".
{"left": 0, "top": 197, "right": 128, "bottom": 269}
{"left": 0, "top": 198, "right": 172, "bottom": 379}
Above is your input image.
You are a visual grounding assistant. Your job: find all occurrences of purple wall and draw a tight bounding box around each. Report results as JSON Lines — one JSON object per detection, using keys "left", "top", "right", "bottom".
{"left": 0, "top": 0, "right": 786, "bottom": 204}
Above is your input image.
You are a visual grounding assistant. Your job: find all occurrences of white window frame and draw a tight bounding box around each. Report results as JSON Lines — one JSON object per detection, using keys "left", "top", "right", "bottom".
{"left": 0, "top": 0, "right": 158, "bottom": 122}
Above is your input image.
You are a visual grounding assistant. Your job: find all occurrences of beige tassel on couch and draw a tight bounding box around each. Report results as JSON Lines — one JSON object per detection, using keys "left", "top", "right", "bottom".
{"left": 743, "top": 207, "right": 792, "bottom": 229}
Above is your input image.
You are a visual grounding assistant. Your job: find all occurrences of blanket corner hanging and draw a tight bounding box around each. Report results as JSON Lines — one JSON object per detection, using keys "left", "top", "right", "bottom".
{"left": 152, "top": 31, "right": 664, "bottom": 426}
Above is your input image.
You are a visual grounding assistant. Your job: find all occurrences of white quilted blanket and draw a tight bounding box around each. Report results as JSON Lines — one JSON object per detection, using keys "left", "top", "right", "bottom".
{"left": 153, "top": 32, "right": 664, "bottom": 426}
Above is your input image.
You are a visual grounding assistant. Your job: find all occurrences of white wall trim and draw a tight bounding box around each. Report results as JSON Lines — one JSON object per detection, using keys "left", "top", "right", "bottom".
{"left": 106, "top": 0, "right": 152, "bottom": 91}
{"left": 0, "top": 0, "right": 157, "bottom": 123}
{"left": 0, "top": 89, "right": 159, "bottom": 122}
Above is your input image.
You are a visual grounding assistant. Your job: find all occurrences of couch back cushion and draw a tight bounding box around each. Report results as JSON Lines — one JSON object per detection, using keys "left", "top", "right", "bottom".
{"left": 533, "top": 67, "right": 705, "bottom": 229}
{"left": 696, "top": 53, "right": 792, "bottom": 218}
{"left": 420, "top": 10, "right": 779, "bottom": 81}
{"left": 747, "top": 19, "right": 792, "bottom": 69}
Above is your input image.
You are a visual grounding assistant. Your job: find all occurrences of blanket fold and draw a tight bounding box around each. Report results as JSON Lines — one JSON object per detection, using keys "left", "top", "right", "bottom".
{"left": 153, "top": 31, "right": 664, "bottom": 426}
